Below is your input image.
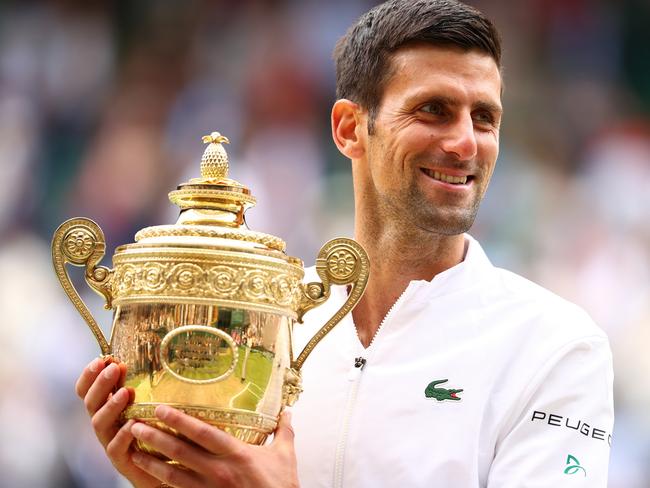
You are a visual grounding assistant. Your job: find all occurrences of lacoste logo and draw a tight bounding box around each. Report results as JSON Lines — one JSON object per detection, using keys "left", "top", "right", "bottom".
{"left": 564, "top": 454, "right": 586, "bottom": 476}
{"left": 424, "top": 379, "right": 463, "bottom": 401}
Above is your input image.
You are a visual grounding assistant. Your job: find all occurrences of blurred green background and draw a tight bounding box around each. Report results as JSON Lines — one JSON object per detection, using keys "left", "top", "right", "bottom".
{"left": 0, "top": 0, "right": 648, "bottom": 486}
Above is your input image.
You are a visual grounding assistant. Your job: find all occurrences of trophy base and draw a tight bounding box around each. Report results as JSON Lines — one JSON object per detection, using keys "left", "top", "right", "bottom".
{"left": 124, "top": 402, "right": 278, "bottom": 460}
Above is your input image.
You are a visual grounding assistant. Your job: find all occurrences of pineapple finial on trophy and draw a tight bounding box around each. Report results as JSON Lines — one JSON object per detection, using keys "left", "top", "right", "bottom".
{"left": 200, "top": 131, "right": 230, "bottom": 180}
{"left": 169, "top": 130, "right": 256, "bottom": 219}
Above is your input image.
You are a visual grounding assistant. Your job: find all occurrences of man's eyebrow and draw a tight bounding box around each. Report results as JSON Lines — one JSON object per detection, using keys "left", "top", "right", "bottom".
{"left": 473, "top": 100, "right": 503, "bottom": 116}
{"left": 410, "top": 94, "right": 458, "bottom": 107}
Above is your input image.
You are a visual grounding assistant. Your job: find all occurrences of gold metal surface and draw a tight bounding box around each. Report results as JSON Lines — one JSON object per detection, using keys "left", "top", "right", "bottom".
{"left": 113, "top": 302, "right": 292, "bottom": 442}
{"left": 111, "top": 247, "right": 304, "bottom": 316}
{"left": 199, "top": 132, "right": 230, "bottom": 180}
{"left": 292, "top": 238, "right": 370, "bottom": 371}
{"left": 52, "top": 131, "right": 369, "bottom": 459}
{"left": 52, "top": 218, "right": 113, "bottom": 356}
{"left": 159, "top": 325, "right": 239, "bottom": 385}
{"left": 135, "top": 225, "right": 287, "bottom": 252}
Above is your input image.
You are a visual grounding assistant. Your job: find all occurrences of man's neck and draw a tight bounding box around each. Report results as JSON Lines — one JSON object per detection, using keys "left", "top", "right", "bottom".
{"left": 351, "top": 223, "right": 466, "bottom": 348}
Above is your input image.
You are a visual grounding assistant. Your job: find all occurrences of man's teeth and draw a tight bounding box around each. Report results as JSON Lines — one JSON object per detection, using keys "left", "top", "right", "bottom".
{"left": 423, "top": 169, "right": 468, "bottom": 185}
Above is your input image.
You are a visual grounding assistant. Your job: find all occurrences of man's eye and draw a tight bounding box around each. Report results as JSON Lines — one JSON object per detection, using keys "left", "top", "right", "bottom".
{"left": 473, "top": 112, "right": 495, "bottom": 124}
{"left": 420, "top": 103, "right": 444, "bottom": 115}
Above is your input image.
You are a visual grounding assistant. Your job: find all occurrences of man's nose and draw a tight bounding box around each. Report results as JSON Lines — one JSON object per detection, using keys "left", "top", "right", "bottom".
{"left": 439, "top": 113, "right": 478, "bottom": 161}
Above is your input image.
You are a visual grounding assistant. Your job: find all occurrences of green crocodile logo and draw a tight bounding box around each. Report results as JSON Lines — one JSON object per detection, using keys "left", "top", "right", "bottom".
{"left": 424, "top": 379, "right": 463, "bottom": 401}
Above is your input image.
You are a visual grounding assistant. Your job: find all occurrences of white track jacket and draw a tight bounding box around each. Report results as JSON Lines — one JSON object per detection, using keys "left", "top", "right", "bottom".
{"left": 291, "top": 235, "right": 614, "bottom": 487}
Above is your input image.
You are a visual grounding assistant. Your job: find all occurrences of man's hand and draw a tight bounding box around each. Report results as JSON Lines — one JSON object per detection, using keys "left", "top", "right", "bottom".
{"left": 75, "top": 357, "right": 161, "bottom": 488}
{"left": 129, "top": 405, "right": 299, "bottom": 488}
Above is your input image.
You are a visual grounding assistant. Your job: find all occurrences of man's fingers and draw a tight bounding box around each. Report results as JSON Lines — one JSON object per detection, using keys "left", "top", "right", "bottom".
{"left": 106, "top": 419, "right": 136, "bottom": 461}
{"left": 84, "top": 362, "right": 121, "bottom": 415}
{"left": 75, "top": 357, "right": 105, "bottom": 399}
{"left": 272, "top": 410, "right": 295, "bottom": 448}
{"left": 131, "top": 450, "right": 204, "bottom": 488}
{"left": 154, "top": 405, "right": 243, "bottom": 457}
{"left": 92, "top": 387, "right": 130, "bottom": 447}
{"left": 118, "top": 362, "right": 128, "bottom": 388}
{"left": 130, "top": 422, "right": 210, "bottom": 474}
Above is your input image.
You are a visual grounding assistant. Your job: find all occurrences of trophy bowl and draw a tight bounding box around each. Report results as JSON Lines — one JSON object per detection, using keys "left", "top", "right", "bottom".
{"left": 52, "top": 132, "right": 368, "bottom": 458}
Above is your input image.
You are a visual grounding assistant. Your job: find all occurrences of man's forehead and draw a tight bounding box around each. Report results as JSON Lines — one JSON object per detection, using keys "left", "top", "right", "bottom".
{"left": 383, "top": 44, "right": 502, "bottom": 102}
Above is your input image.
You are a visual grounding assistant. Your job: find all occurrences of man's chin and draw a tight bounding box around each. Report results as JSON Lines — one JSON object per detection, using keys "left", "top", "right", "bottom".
{"left": 412, "top": 211, "right": 477, "bottom": 236}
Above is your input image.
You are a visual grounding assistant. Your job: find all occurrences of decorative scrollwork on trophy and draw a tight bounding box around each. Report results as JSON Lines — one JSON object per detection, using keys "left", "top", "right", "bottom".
{"left": 63, "top": 228, "right": 96, "bottom": 262}
{"left": 282, "top": 367, "right": 304, "bottom": 407}
{"left": 109, "top": 258, "right": 304, "bottom": 315}
{"left": 52, "top": 218, "right": 113, "bottom": 356}
{"left": 292, "top": 238, "right": 370, "bottom": 372}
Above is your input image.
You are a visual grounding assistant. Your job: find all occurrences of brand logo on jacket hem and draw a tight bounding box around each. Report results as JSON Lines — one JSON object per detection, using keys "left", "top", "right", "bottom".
{"left": 424, "top": 379, "right": 463, "bottom": 401}
{"left": 564, "top": 454, "right": 586, "bottom": 476}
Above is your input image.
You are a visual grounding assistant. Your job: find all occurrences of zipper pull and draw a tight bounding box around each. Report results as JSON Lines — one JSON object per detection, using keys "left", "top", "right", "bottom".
{"left": 347, "top": 357, "right": 367, "bottom": 381}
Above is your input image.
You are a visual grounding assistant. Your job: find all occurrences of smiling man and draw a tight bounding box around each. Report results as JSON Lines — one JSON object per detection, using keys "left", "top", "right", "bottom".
{"left": 76, "top": 1, "right": 614, "bottom": 487}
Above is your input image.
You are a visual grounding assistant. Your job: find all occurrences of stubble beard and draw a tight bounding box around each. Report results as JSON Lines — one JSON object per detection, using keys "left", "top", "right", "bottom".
{"left": 387, "top": 183, "right": 482, "bottom": 237}
{"left": 366, "top": 136, "right": 487, "bottom": 239}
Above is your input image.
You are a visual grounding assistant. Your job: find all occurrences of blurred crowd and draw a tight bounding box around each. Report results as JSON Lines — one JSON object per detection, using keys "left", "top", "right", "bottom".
{"left": 0, "top": 0, "right": 648, "bottom": 486}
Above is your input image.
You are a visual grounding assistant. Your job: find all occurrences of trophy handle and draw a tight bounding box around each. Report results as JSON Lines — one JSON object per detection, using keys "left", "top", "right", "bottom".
{"left": 292, "top": 238, "right": 369, "bottom": 371}
{"left": 52, "top": 217, "right": 114, "bottom": 356}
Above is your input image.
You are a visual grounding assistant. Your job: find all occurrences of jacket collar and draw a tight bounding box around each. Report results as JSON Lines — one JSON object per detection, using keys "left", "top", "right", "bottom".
{"left": 322, "top": 234, "right": 494, "bottom": 304}
{"left": 408, "top": 234, "right": 494, "bottom": 302}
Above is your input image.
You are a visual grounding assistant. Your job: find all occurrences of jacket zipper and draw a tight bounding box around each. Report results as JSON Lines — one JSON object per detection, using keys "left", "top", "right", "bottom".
{"left": 333, "top": 365, "right": 363, "bottom": 488}
{"left": 332, "top": 284, "right": 414, "bottom": 488}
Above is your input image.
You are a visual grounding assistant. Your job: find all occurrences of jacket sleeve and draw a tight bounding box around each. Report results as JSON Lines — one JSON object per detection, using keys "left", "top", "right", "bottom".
{"left": 487, "top": 335, "right": 614, "bottom": 487}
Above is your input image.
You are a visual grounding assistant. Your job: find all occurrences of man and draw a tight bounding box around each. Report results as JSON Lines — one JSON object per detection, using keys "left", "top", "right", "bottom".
{"left": 76, "top": 1, "right": 614, "bottom": 486}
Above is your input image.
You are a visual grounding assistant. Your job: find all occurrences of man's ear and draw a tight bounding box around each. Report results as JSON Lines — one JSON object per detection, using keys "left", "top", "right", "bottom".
{"left": 331, "top": 99, "right": 367, "bottom": 160}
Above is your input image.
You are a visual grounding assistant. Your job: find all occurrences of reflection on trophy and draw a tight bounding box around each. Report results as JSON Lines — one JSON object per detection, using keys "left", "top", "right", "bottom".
{"left": 52, "top": 132, "right": 369, "bottom": 459}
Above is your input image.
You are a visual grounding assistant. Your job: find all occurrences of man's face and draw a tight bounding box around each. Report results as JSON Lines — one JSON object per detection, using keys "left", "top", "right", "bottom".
{"left": 361, "top": 43, "right": 502, "bottom": 235}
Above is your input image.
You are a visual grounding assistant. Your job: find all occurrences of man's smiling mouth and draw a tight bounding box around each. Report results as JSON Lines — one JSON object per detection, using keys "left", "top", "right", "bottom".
{"left": 420, "top": 168, "right": 472, "bottom": 185}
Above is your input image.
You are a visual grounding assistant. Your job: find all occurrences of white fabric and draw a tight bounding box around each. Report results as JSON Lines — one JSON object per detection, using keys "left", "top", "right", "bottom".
{"left": 291, "top": 235, "right": 614, "bottom": 488}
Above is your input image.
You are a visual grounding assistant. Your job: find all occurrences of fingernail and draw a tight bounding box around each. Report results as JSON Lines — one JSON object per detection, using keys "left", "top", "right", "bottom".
{"left": 112, "top": 388, "right": 127, "bottom": 404}
{"left": 89, "top": 358, "right": 101, "bottom": 373}
{"left": 103, "top": 364, "right": 117, "bottom": 380}
{"left": 131, "top": 451, "right": 144, "bottom": 465}
{"left": 155, "top": 405, "right": 170, "bottom": 420}
{"left": 131, "top": 423, "right": 145, "bottom": 438}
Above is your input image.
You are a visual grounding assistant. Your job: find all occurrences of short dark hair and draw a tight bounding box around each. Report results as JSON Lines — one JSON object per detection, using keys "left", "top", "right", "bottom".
{"left": 334, "top": 0, "right": 502, "bottom": 131}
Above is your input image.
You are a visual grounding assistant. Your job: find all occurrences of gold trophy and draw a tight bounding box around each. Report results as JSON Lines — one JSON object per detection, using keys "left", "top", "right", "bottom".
{"left": 52, "top": 132, "right": 368, "bottom": 457}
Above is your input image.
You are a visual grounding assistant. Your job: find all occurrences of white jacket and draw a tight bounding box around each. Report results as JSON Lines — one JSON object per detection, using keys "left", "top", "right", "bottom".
{"left": 291, "top": 235, "right": 614, "bottom": 487}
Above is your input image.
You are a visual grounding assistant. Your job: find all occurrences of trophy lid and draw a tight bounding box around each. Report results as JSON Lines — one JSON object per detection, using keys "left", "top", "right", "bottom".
{"left": 133, "top": 132, "right": 288, "bottom": 254}
{"left": 108, "top": 131, "right": 304, "bottom": 317}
